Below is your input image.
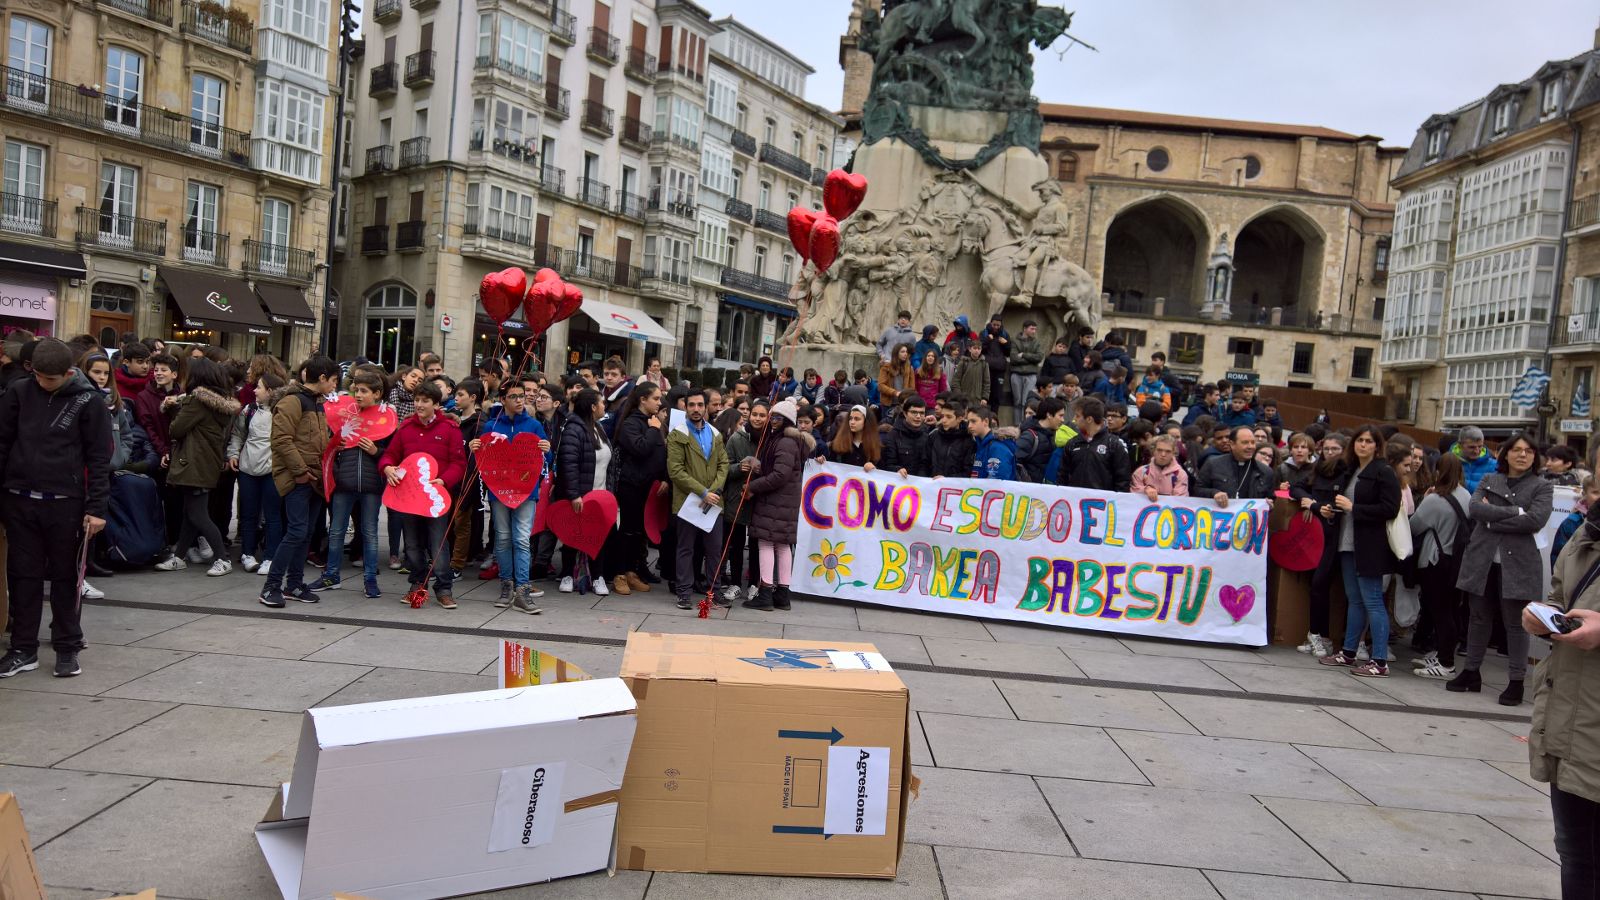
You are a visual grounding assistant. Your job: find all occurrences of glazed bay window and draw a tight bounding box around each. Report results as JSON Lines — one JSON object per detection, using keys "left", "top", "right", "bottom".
{"left": 701, "top": 140, "right": 732, "bottom": 195}
{"left": 478, "top": 12, "right": 544, "bottom": 80}
{"left": 254, "top": 78, "right": 326, "bottom": 183}
{"left": 696, "top": 211, "right": 729, "bottom": 265}
{"left": 470, "top": 184, "right": 533, "bottom": 244}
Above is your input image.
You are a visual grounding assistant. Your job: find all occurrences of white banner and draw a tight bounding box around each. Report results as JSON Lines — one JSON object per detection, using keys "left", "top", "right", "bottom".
{"left": 793, "top": 462, "right": 1270, "bottom": 646}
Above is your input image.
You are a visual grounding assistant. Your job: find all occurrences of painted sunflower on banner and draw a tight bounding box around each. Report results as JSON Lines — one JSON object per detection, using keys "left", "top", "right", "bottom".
{"left": 809, "top": 539, "right": 854, "bottom": 586}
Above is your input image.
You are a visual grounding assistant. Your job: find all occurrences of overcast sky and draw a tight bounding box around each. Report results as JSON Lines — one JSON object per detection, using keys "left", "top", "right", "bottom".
{"left": 707, "top": 0, "right": 1600, "bottom": 147}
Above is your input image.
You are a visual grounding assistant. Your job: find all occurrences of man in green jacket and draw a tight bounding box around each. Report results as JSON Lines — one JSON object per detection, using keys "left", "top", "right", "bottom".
{"left": 1008, "top": 319, "right": 1043, "bottom": 426}
{"left": 666, "top": 390, "right": 729, "bottom": 611}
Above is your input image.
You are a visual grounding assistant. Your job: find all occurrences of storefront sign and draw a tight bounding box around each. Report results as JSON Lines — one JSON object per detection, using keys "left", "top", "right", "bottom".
{"left": 0, "top": 275, "right": 56, "bottom": 322}
{"left": 1559, "top": 418, "right": 1594, "bottom": 434}
{"left": 1222, "top": 370, "right": 1259, "bottom": 386}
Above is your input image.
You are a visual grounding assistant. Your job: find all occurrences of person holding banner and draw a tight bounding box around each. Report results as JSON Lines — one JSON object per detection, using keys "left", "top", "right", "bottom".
{"left": 1318, "top": 425, "right": 1402, "bottom": 678}
{"left": 966, "top": 406, "right": 1016, "bottom": 480}
{"left": 1060, "top": 397, "right": 1131, "bottom": 492}
{"left": 926, "top": 398, "right": 976, "bottom": 479}
{"left": 1196, "top": 427, "right": 1275, "bottom": 507}
{"left": 824, "top": 405, "right": 881, "bottom": 469}
{"left": 743, "top": 398, "right": 814, "bottom": 612}
{"left": 1292, "top": 433, "right": 1350, "bottom": 657}
{"left": 882, "top": 396, "right": 931, "bottom": 478}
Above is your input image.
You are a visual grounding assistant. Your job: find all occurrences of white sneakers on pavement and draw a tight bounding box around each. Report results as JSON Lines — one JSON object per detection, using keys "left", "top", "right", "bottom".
{"left": 81, "top": 581, "right": 105, "bottom": 600}
{"left": 207, "top": 559, "right": 233, "bottom": 577}
{"left": 241, "top": 555, "right": 259, "bottom": 573}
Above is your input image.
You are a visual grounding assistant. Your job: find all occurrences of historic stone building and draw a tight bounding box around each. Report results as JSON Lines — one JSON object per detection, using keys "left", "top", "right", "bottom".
{"left": 0, "top": 0, "right": 338, "bottom": 360}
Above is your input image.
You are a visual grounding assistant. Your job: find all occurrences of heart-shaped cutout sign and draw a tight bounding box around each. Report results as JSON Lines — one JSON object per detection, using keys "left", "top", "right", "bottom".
{"left": 530, "top": 477, "right": 555, "bottom": 535}
{"left": 1218, "top": 584, "right": 1256, "bottom": 622}
{"left": 382, "top": 452, "right": 453, "bottom": 518}
{"left": 551, "top": 281, "right": 584, "bottom": 324}
{"left": 480, "top": 268, "right": 527, "bottom": 325}
{"left": 325, "top": 396, "right": 399, "bottom": 449}
{"left": 544, "top": 489, "right": 618, "bottom": 558}
{"left": 822, "top": 170, "right": 867, "bottom": 221}
{"left": 320, "top": 440, "right": 337, "bottom": 503}
{"left": 809, "top": 215, "right": 842, "bottom": 273}
{"left": 786, "top": 207, "right": 819, "bottom": 260}
{"left": 643, "top": 480, "right": 670, "bottom": 543}
{"left": 533, "top": 267, "right": 561, "bottom": 285}
{"left": 522, "top": 281, "right": 555, "bottom": 337}
{"left": 477, "top": 432, "right": 545, "bottom": 509}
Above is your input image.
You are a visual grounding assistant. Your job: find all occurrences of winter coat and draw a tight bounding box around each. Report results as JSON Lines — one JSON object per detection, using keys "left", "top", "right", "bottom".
{"left": 330, "top": 440, "right": 385, "bottom": 495}
{"left": 1039, "top": 351, "right": 1074, "bottom": 383}
{"left": 107, "top": 399, "right": 153, "bottom": 473}
{"left": 1339, "top": 459, "right": 1403, "bottom": 578}
{"left": 271, "top": 382, "right": 329, "bottom": 496}
{"left": 615, "top": 410, "right": 667, "bottom": 490}
{"left": 1456, "top": 471, "right": 1554, "bottom": 601}
{"left": 114, "top": 364, "right": 149, "bottom": 400}
{"left": 972, "top": 430, "right": 1018, "bottom": 480}
{"left": 876, "top": 322, "right": 917, "bottom": 361}
{"left": 1134, "top": 377, "right": 1171, "bottom": 412}
{"left": 881, "top": 418, "right": 930, "bottom": 477}
{"left": 1060, "top": 428, "right": 1132, "bottom": 492}
{"left": 1530, "top": 523, "right": 1600, "bottom": 804}
{"left": 1009, "top": 334, "right": 1043, "bottom": 376}
{"left": 133, "top": 381, "right": 178, "bottom": 458}
{"left": 226, "top": 403, "right": 275, "bottom": 477}
{"left": 925, "top": 424, "right": 976, "bottom": 479}
{"left": 1195, "top": 452, "right": 1276, "bottom": 501}
{"left": 749, "top": 371, "right": 776, "bottom": 400}
{"left": 915, "top": 370, "right": 947, "bottom": 407}
{"left": 1291, "top": 461, "right": 1350, "bottom": 554}
{"left": 1182, "top": 401, "right": 1220, "bottom": 427}
{"left": 953, "top": 357, "right": 988, "bottom": 402}
{"left": 723, "top": 426, "right": 759, "bottom": 524}
{"left": 1410, "top": 486, "right": 1472, "bottom": 570}
{"left": 666, "top": 422, "right": 729, "bottom": 514}
{"left": 1099, "top": 345, "right": 1132, "bottom": 375}
{"left": 167, "top": 386, "right": 241, "bottom": 490}
{"left": 556, "top": 416, "right": 617, "bottom": 501}
{"left": 1458, "top": 448, "right": 1498, "bottom": 493}
{"left": 913, "top": 337, "right": 943, "bottom": 367}
{"left": 0, "top": 369, "right": 113, "bottom": 517}
{"left": 1218, "top": 406, "right": 1257, "bottom": 428}
{"left": 1277, "top": 458, "right": 1313, "bottom": 490}
{"left": 1131, "top": 459, "right": 1189, "bottom": 497}
{"left": 797, "top": 379, "right": 824, "bottom": 405}
{"left": 379, "top": 412, "right": 469, "bottom": 495}
{"left": 878, "top": 361, "right": 916, "bottom": 407}
{"left": 748, "top": 425, "right": 814, "bottom": 545}
{"left": 981, "top": 327, "right": 1010, "bottom": 372}
{"left": 1015, "top": 420, "right": 1055, "bottom": 482}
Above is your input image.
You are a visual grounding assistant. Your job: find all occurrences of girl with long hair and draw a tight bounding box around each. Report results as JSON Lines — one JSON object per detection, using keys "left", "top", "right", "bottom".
{"left": 557, "top": 388, "right": 618, "bottom": 594}
{"left": 154, "top": 358, "right": 241, "bottom": 577}
{"left": 1408, "top": 454, "right": 1471, "bottom": 679}
{"left": 916, "top": 349, "right": 947, "bottom": 407}
{"left": 825, "top": 405, "right": 882, "bottom": 469}
{"left": 878, "top": 343, "right": 917, "bottom": 407}
{"left": 1319, "top": 425, "right": 1402, "bottom": 677}
{"left": 1291, "top": 432, "right": 1348, "bottom": 657}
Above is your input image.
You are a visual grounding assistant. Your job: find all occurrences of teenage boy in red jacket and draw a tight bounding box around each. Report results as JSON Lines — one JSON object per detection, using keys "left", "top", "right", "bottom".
{"left": 381, "top": 380, "right": 466, "bottom": 609}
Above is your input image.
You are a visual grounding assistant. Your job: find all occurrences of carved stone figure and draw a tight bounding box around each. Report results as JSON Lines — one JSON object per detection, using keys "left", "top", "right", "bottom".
{"left": 1017, "top": 179, "right": 1071, "bottom": 305}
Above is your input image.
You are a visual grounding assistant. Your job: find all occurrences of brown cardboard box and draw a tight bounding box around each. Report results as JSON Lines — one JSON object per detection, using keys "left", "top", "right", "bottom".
{"left": 0, "top": 793, "right": 44, "bottom": 900}
{"left": 617, "top": 634, "right": 912, "bottom": 878}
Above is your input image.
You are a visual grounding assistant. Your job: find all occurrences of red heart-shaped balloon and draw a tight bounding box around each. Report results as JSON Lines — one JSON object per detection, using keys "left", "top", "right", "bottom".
{"left": 382, "top": 452, "right": 454, "bottom": 518}
{"left": 522, "top": 281, "right": 555, "bottom": 336}
{"left": 476, "top": 432, "right": 546, "bottom": 509}
{"left": 551, "top": 281, "right": 584, "bottom": 324}
{"left": 809, "top": 215, "right": 842, "bottom": 273}
{"left": 644, "top": 479, "right": 670, "bottom": 543}
{"left": 823, "top": 170, "right": 868, "bottom": 221}
{"left": 480, "top": 268, "right": 527, "bottom": 325}
{"left": 787, "top": 207, "right": 819, "bottom": 260}
{"left": 544, "top": 489, "right": 618, "bottom": 558}
{"left": 533, "top": 267, "right": 561, "bottom": 285}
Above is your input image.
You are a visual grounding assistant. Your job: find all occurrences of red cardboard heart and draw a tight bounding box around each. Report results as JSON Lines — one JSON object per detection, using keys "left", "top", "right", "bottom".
{"left": 644, "top": 480, "right": 669, "bottom": 543}
{"left": 822, "top": 169, "right": 867, "bottom": 220}
{"left": 786, "top": 207, "right": 819, "bottom": 260}
{"left": 530, "top": 477, "right": 555, "bottom": 535}
{"left": 533, "top": 267, "right": 561, "bottom": 285}
{"left": 522, "top": 281, "right": 555, "bottom": 336}
{"left": 382, "top": 452, "right": 454, "bottom": 518}
{"left": 325, "top": 396, "right": 399, "bottom": 449}
{"left": 1269, "top": 511, "right": 1325, "bottom": 572}
{"left": 320, "top": 440, "right": 337, "bottom": 503}
{"left": 480, "top": 268, "right": 527, "bottom": 325}
{"left": 545, "top": 489, "right": 617, "bottom": 558}
{"left": 809, "top": 215, "right": 842, "bottom": 273}
{"left": 477, "top": 432, "right": 545, "bottom": 509}
{"left": 551, "top": 281, "right": 584, "bottom": 324}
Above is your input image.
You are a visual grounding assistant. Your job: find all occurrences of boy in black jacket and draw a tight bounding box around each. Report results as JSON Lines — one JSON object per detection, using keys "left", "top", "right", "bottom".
{"left": 925, "top": 398, "right": 975, "bottom": 478}
{"left": 882, "top": 396, "right": 932, "bottom": 477}
{"left": 0, "top": 339, "right": 114, "bottom": 679}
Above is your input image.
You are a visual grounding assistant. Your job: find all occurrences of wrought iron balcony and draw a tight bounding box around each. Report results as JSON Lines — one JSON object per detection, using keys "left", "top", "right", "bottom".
{"left": 647, "top": 188, "right": 695, "bottom": 220}
{"left": 581, "top": 100, "right": 614, "bottom": 136}
{"left": 721, "top": 266, "right": 792, "bottom": 302}
{"left": 0, "top": 67, "right": 252, "bottom": 167}
{"left": 620, "top": 115, "right": 651, "bottom": 149}
{"left": 369, "top": 62, "right": 397, "bottom": 97}
{"left": 243, "top": 239, "right": 316, "bottom": 282}
{"left": 615, "top": 190, "right": 645, "bottom": 220}
{"left": 1572, "top": 193, "right": 1600, "bottom": 231}
{"left": 724, "top": 198, "right": 753, "bottom": 222}
{"left": 410, "top": 0, "right": 438, "bottom": 10}
{"left": 577, "top": 177, "right": 610, "bottom": 209}
{"left": 731, "top": 130, "right": 757, "bottom": 156}
{"left": 533, "top": 243, "right": 561, "bottom": 269}
{"left": 651, "top": 130, "right": 700, "bottom": 155}
{"left": 562, "top": 249, "right": 615, "bottom": 285}
{"left": 397, "top": 221, "right": 426, "bottom": 252}
{"left": 181, "top": 227, "right": 229, "bottom": 266}
{"left": 76, "top": 207, "right": 167, "bottom": 256}
{"left": 540, "top": 164, "right": 565, "bottom": 196}
{"left": 753, "top": 208, "right": 787, "bottom": 234}
{"left": 587, "top": 28, "right": 619, "bottom": 65}
{"left": 398, "top": 136, "right": 430, "bottom": 168}
{"left": 811, "top": 166, "right": 827, "bottom": 187}
{"left": 462, "top": 214, "right": 533, "bottom": 249}
{"left": 181, "top": 1, "right": 253, "bottom": 53}
{"left": 625, "top": 46, "right": 657, "bottom": 82}
{"left": 365, "top": 145, "right": 394, "bottom": 175}
{"left": 548, "top": 9, "right": 576, "bottom": 44}
{"left": 544, "top": 84, "right": 570, "bottom": 119}
{"left": 100, "top": 0, "right": 172, "bottom": 27}
{"left": 759, "top": 143, "right": 812, "bottom": 181}
{"left": 0, "top": 193, "right": 55, "bottom": 238}
{"left": 473, "top": 55, "right": 543, "bottom": 88}
{"left": 468, "top": 130, "right": 538, "bottom": 164}
{"left": 361, "top": 225, "right": 389, "bottom": 255}
{"left": 404, "top": 51, "right": 435, "bottom": 87}
{"left": 373, "top": 0, "right": 401, "bottom": 23}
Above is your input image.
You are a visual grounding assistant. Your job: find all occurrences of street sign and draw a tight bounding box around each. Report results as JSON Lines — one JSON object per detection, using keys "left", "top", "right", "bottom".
{"left": 1560, "top": 418, "right": 1594, "bottom": 434}
{"left": 1538, "top": 401, "right": 1559, "bottom": 417}
{"left": 440, "top": 313, "right": 454, "bottom": 333}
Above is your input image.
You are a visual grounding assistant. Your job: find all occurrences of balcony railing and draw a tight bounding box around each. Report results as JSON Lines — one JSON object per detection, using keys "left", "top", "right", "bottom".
{"left": 626, "top": 46, "right": 657, "bottom": 81}
{"left": 369, "top": 62, "right": 398, "bottom": 97}
{"left": 404, "top": 50, "right": 435, "bottom": 87}
{"left": 647, "top": 188, "right": 695, "bottom": 220}
{"left": 181, "top": 228, "right": 229, "bottom": 266}
{"left": 753, "top": 208, "right": 787, "bottom": 234}
{"left": 181, "top": 1, "right": 253, "bottom": 53}
{"left": 1558, "top": 308, "right": 1600, "bottom": 346}
{"left": 724, "top": 198, "right": 753, "bottom": 222}
{"left": 544, "top": 84, "right": 570, "bottom": 118}
{"left": 410, "top": 0, "right": 438, "bottom": 10}
{"left": 651, "top": 131, "right": 700, "bottom": 155}
{"left": 373, "top": 0, "right": 401, "bottom": 23}
{"left": 581, "top": 100, "right": 614, "bottom": 136}
{"left": 365, "top": 145, "right": 393, "bottom": 175}
{"left": 533, "top": 243, "right": 561, "bottom": 269}
{"left": 811, "top": 167, "right": 827, "bottom": 187}
{"left": 562, "top": 249, "right": 615, "bottom": 285}
{"left": 463, "top": 215, "right": 531, "bottom": 248}
{"left": 577, "top": 177, "right": 610, "bottom": 209}
{"left": 101, "top": 0, "right": 173, "bottom": 27}
{"left": 397, "top": 220, "right": 425, "bottom": 252}
{"left": 243, "top": 239, "right": 315, "bottom": 282}
{"left": 0, "top": 193, "right": 55, "bottom": 238}
{"left": 540, "top": 164, "right": 565, "bottom": 196}
{"left": 759, "top": 143, "right": 813, "bottom": 180}
{"left": 1, "top": 67, "right": 252, "bottom": 167}
{"left": 587, "top": 28, "right": 619, "bottom": 64}
{"left": 731, "top": 130, "right": 757, "bottom": 156}
{"left": 548, "top": 9, "right": 577, "bottom": 44}
{"left": 76, "top": 207, "right": 166, "bottom": 256}
{"left": 398, "top": 136, "right": 430, "bottom": 168}
{"left": 1572, "top": 193, "right": 1600, "bottom": 231}
{"left": 721, "top": 267, "right": 792, "bottom": 302}
{"left": 468, "top": 130, "right": 539, "bottom": 164}
{"left": 620, "top": 116, "right": 652, "bottom": 149}
{"left": 615, "top": 190, "right": 645, "bottom": 220}
{"left": 473, "top": 55, "right": 543, "bottom": 88}
{"left": 361, "top": 225, "right": 389, "bottom": 255}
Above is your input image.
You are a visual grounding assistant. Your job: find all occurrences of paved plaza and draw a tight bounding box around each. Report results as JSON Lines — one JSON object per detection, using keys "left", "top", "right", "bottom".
{"left": 0, "top": 563, "right": 1562, "bottom": 899}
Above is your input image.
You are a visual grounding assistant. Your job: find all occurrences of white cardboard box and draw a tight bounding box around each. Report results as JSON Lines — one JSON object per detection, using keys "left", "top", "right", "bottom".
{"left": 255, "top": 679, "right": 638, "bottom": 900}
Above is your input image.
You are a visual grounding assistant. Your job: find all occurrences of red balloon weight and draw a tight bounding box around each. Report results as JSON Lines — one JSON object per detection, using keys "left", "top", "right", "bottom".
{"left": 809, "top": 215, "right": 841, "bottom": 273}
{"left": 822, "top": 169, "right": 868, "bottom": 221}
{"left": 533, "top": 267, "right": 560, "bottom": 285}
{"left": 786, "top": 207, "right": 819, "bottom": 261}
{"left": 479, "top": 267, "right": 527, "bottom": 325}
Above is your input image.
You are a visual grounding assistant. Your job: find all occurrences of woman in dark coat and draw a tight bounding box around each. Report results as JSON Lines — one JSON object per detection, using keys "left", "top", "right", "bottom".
{"left": 155, "top": 357, "right": 241, "bottom": 577}
{"left": 611, "top": 383, "right": 666, "bottom": 592}
{"left": 743, "top": 398, "right": 815, "bottom": 611}
{"left": 1290, "top": 432, "right": 1348, "bottom": 658}
{"left": 1319, "top": 424, "right": 1401, "bottom": 678}
{"left": 556, "top": 389, "right": 619, "bottom": 595}
{"left": 1449, "top": 432, "right": 1553, "bottom": 705}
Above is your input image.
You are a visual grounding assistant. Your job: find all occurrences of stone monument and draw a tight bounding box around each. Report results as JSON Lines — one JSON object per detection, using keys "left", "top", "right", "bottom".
{"left": 786, "top": 0, "right": 1097, "bottom": 369}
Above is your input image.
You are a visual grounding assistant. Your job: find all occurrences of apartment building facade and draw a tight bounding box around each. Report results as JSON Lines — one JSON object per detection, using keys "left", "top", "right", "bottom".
{"left": 0, "top": 0, "right": 337, "bottom": 361}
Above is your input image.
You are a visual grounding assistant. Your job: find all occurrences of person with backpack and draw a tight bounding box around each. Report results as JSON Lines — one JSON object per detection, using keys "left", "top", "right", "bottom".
{"left": 382, "top": 379, "right": 467, "bottom": 610}
{"left": 77, "top": 352, "right": 156, "bottom": 592}
{"left": 226, "top": 371, "right": 286, "bottom": 576}
{"left": 260, "top": 357, "right": 339, "bottom": 609}
{"left": 154, "top": 358, "right": 241, "bottom": 577}
{"left": 1408, "top": 454, "right": 1472, "bottom": 679}
{"left": 308, "top": 368, "right": 389, "bottom": 599}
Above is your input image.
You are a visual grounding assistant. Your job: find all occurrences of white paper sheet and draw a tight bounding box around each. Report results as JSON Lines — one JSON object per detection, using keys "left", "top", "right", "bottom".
{"left": 675, "top": 496, "right": 722, "bottom": 533}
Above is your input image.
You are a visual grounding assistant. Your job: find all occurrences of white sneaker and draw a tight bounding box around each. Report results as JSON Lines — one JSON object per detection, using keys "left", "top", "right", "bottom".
{"left": 81, "top": 581, "right": 105, "bottom": 600}
{"left": 196, "top": 537, "right": 214, "bottom": 560}
{"left": 747, "top": 584, "right": 759, "bottom": 601}
{"left": 721, "top": 584, "right": 742, "bottom": 602}
{"left": 155, "top": 556, "right": 187, "bottom": 571}
{"left": 1356, "top": 643, "right": 1371, "bottom": 661}
{"left": 559, "top": 576, "right": 574, "bottom": 593}
{"left": 1296, "top": 632, "right": 1319, "bottom": 654}
{"left": 594, "top": 577, "right": 610, "bottom": 597}
{"left": 1314, "top": 636, "right": 1335, "bottom": 658}
{"left": 207, "top": 559, "right": 233, "bottom": 577}
{"left": 1412, "top": 651, "right": 1440, "bottom": 669}
{"left": 1415, "top": 662, "right": 1454, "bottom": 679}
{"left": 241, "top": 555, "right": 259, "bottom": 573}
{"left": 258, "top": 560, "right": 272, "bottom": 577}
{"left": 186, "top": 547, "right": 204, "bottom": 564}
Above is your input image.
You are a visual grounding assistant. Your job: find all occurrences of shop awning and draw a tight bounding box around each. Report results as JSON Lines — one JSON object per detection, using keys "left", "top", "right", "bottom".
{"left": 579, "top": 299, "right": 676, "bottom": 345}
{"left": 158, "top": 266, "right": 273, "bottom": 336}
{"left": 0, "top": 240, "right": 85, "bottom": 279}
{"left": 255, "top": 283, "right": 316, "bottom": 329}
{"left": 720, "top": 293, "right": 795, "bottom": 318}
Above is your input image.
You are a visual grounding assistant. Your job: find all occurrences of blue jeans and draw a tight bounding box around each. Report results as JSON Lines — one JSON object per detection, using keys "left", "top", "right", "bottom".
{"left": 325, "top": 490, "right": 380, "bottom": 585}
{"left": 268, "top": 483, "right": 321, "bottom": 591}
{"left": 236, "top": 472, "right": 283, "bottom": 561}
{"left": 400, "top": 513, "right": 453, "bottom": 592}
{"left": 490, "top": 497, "right": 535, "bottom": 586}
{"left": 1339, "top": 551, "right": 1389, "bottom": 660}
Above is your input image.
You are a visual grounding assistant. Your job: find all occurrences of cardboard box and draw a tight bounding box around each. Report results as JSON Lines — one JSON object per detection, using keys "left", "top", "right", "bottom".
{"left": 0, "top": 794, "right": 44, "bottom": 900}
{"left": 255, "top": 679, "right": 637, "bottom": 900}
{"left": 617, "top": 634, "right": 912, "bottom": 878}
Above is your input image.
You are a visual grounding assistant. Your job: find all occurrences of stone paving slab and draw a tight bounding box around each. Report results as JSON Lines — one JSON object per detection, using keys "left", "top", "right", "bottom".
{"left": 0, "top": 765, "right": 150, "bottom": 846}
{"left": 898, "top": 670, "right": 1014, "bottom": 719}
{"left": 316, "top": 666, "right": 500, "bottom": 706}
{"left": 995, "top": 680, "right": 1199, "bottom": 734}
{"left": 60, "top": 603, "right": 206, "bottom": 645}
{"left": 1201, "top": 870, "right": 1479, "bottom": 899}
{"left": 481, "top": 602, "right": 650, "bottom": 640}
{"left": 904, "top": 767, "right": 1072, "bottom": 856}
{"left": 0, "top": 690, "right": 175, "bottom": 767}
{"left": 922, "top": 636, "right": 1084, "bottom": 677}
{"left": 1155, "top": 693, "right": 1385, "bottom": 750}
{"left": 854, "top": 607, "right": 995, "bottom": 640}
{"left": 1258, "top": 797, "right": 1561, "bottom": 898}
{"left": 1297, "top": 746, "right": 1551, "bottom": 818}
{"left": 56, "top": 704, "right": 301, "bottom": 788}
{"left": 130, "top": 616, "right": 360, "bottom": 660}
{"left": 305, "top": 625, "right": 501, "bottom": 674}
{"left": 643, "top": 843, "right": 941, "bottom": 899}
{"left": 1201, "top": 660, "right": 1398, "bottom": 704}
{"left": 453, "top": 869, "right": 651, "bottom": 900}
{"left": 1035, "top": 778, "right": 1340, "bottom": 879}
{"left": 1486, "top": 815, "right": 1560, "bottom": 863}
{"left": 305, "top": 592, "right": 508, "bottom": 628}
{"left": 101, "top": 652, "right": 370, "bottom": 712}
{"left": 909, "top": 713, "right": 932, "bottom": 766}
{"left": 1067, "top": 649, "right": 1244, "bottom": 692}
{"left": 1357, "top": 671, "right": 1531, "bottom": 714}
{"left": 1115, "top": 638, "right": 1271, "bottom": 665}
{"left": 636, "top": 613, "right": 784, "bottom": 638}
{"left": 935, "top": 846, "right": 1223, "bottom": 900}
{"left": 594, "top": 591, "right": 729, "bottom": 619}
{"left": 724, "top": 595, "right": 861, "bottom": 628}
{"left": 0, "top": 644, "right": 193, "bottom": 697}
{"left": 1107, "top": 730, "right": 1366, "bottom": 803}
{"left": 978, "top": 621, "right": 1135, "bottom": 654}
{"left": 1487, "top": 759, "right": 1549, "bottom": 796}
{"left": 1322, "top": 707, "right": 1532, "bottom": 762}
{"left": 920, "top": 712, "right": 1147, "bottom": 783}
{"left": 779, "top": 625, "right": 932, "bottom": 664}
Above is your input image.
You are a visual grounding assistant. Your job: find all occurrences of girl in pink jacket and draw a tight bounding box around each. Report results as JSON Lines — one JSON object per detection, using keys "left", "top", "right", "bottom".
{"left": 1131, "top": 435, "right": 1189, "bottom": 501}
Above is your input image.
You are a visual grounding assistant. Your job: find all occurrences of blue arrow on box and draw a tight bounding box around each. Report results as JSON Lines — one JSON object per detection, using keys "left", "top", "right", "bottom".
{"left": 777, "top": 727, "right": 843, "bottom": 744}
